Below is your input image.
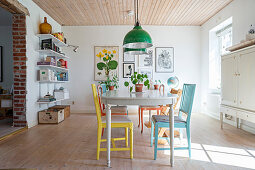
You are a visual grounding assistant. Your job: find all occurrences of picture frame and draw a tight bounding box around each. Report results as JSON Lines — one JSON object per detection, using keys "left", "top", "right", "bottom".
{"left": 138, "top": 68, "right": 153, "bottom": 80}
{"left": 94, "top": 46, "right": 119, "bottom": 81}
{"left": 138, "top": 49, "right": 153, "bottom": 67}
{"left": 0, "top": 46, "right": 2, "bottom": 82}
{"left": 155, "top": 47, "right": 174, "bottom": 73}
{"left": 123, "top": 49, "right": 135, "bottom": 62}
{"left": 123, "top": 63, "right": 135, "bottom": 78}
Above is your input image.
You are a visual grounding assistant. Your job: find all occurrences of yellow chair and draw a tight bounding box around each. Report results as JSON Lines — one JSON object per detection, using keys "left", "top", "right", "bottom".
{"left": 91, "top": 84, "right": 133, "bottom": 160}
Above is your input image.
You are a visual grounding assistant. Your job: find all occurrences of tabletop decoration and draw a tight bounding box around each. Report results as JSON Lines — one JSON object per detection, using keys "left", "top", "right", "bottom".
{"left": 124, "top": 72, "right": 150, "bottom": 92}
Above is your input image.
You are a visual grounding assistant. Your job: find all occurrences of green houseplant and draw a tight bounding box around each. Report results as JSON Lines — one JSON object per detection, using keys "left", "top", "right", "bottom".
{"left": 99, "top": 75, "right": 119, "bottom": 91}
{"left": 154, "top": 80, "right": 161, "bottom": 90}
{"left": 124, "top": 72, "right": 150, "bottom": 92}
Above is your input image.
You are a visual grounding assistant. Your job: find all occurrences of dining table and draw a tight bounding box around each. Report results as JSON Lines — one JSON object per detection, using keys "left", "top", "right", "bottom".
{"left": 101, "top": 89, "right": 177, "bottom": 167}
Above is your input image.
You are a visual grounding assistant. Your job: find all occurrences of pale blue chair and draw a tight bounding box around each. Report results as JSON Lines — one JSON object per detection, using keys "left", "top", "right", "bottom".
{"left": 100, "top": 84, "right": 107, "bottom": 93}
{"left": 150, "top": 84, "right": 196, "bottom": 160}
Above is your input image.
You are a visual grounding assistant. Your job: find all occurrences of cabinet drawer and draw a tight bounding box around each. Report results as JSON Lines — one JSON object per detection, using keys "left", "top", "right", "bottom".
{"left": 220, "top": 106, "right": 237, "bottom": 117}
{"left": 237, "top": 111, "right": 255, "bottom": 122}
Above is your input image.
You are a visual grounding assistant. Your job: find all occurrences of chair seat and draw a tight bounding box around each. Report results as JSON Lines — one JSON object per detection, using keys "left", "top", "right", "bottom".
{"left": 140, "top": 105, "right": 161, "bottom": 108}
{"left": 102, "top": 115, "right": 132, "bottom": 123}
{"left": 152, "top": 115, "right": 186, "bottom": 123}
{"left": 103, "top": 105, "right": 127, "bottom": 113}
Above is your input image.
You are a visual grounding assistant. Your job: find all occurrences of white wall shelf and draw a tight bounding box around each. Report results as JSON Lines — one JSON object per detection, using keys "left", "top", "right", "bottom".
{"left": 37, "top": 34, "right": 68, "bottom": 47}
{"left": 37, "top": 49, "right": 69, "bottom": 59}
{"left": 38, "top": 81, "right": 69, "bottom": 83}
{"left": 37, "top": 98, "right": 68, "bottom": 104}
{"left": 37, "top": 65, "right": 69, "bottom": 72}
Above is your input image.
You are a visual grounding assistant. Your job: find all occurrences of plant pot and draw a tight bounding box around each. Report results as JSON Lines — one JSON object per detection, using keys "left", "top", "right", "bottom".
{"left": 154, "top": 84, "right": 159, "bottom": 90}
{"left": 135, "top": 84, "right": 143, "bottom": 92}
{"left": 109, "top": 86, "right": 114, "bottom": 91}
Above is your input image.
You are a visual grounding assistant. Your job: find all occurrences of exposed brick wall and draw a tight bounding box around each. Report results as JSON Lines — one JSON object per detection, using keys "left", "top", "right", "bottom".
{"left": 12, "top": 14, "right": 27, "bottom": 127}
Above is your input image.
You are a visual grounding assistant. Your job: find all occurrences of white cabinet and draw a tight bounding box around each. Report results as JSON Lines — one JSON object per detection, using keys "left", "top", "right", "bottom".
{"left": 220, "top": 45, "right": 255, "bottom": 129}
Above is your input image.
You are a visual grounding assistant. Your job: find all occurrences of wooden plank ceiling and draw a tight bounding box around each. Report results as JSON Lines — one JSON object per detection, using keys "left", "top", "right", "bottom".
{"left": 32, "top": 0, "right": 233, "bottom": 26}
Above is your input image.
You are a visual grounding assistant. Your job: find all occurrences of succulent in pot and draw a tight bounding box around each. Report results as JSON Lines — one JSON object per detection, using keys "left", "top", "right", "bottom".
{"left": 154, "top": 80, "right": 161, "bottom": 90}
{"left": 124, "top": 72, "right": 150, "bottom": 92}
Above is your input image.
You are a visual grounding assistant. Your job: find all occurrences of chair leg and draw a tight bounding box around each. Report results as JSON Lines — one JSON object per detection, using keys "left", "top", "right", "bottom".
{"left": 151, "top": 121, "right": 154, "bottom": 147}
{"left": 138, "top": 107, "right": 140, "bottom": 127}
{"left": 97, "top": 125, "right": 102, "bottom": 160}
{"left": 130, "top": 126, "right": 133, "bottom": 159}
{"left": 141, "top": 109, "right": 144, "bottom": 133}
{"left": 125, "top": 127, "right": 128, "bottom": 147}
{"left": 154, "top": 124, "right": 159, "bottom": 160}
{"left": 186, "top": 126, "right": 191, "bottom": 158}
{"left": 157, "top": 109, "right": 159, "bottom": 115}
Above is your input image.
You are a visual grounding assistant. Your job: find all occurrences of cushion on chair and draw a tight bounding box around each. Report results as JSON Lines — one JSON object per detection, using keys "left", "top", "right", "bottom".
{"left": 152, "top": 115, "right": 186, "bottom": 123}
{"left": 103, "top": 105, "right": 127, "bottom": 113}
{"left": 102, "top": 115, "right": 132, "bottom": 123}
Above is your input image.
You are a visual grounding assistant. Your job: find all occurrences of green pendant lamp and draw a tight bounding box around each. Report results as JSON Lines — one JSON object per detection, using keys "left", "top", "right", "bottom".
{"left": 123, "top": 0, "right": 152, "bottom": 54}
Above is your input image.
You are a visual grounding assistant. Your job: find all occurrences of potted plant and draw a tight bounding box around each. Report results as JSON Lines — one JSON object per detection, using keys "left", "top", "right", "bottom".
{"left": 99, "top": 75, "right": 119, "bottom": 91}
{"left": 124, "top": 72, "right": 150, "bottom": 92}
{"left": 154, "top": 80, "right": 161, "bottom": 90}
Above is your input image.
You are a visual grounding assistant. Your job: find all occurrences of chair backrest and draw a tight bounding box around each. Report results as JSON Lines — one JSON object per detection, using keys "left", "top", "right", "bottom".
{"left": 170, "top": 88, "right": 182, "bottom": 110}
{"left": 97, "top": 85, "right": 104, "bottom": 114}
{"left": 101, "top": 84, "right": 107, "bottom": 93}
{"left": 91, "top": 84, "right": 102, "bottom": 124}
{"left": 179, "top": 84, "right": 196, "bottom": 124}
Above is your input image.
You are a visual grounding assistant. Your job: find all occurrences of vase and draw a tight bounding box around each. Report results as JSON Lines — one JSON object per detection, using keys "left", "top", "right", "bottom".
{"left": 39, "top": 17, "right": 52, "bottom": 34}
{"left": 135, "top": 84, "right": 143, "bottom": 92}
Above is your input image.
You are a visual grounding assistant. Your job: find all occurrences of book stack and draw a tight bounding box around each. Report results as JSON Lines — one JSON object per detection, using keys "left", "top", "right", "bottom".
{"left": 38, "top": 93, "right": 56, "bottom": 102}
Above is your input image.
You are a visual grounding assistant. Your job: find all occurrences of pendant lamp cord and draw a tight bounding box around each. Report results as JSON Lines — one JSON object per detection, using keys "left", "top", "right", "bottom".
{"left": 134, "top": 0, "right": 139, "bottom": 26}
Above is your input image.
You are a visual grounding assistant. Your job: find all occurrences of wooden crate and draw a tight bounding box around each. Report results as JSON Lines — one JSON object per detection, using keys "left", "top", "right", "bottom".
{"left": 50, "top": 105, "right": 70, "bottom": 119}
{"left": 38, "top": 109, "right": 64, "bottom": 124}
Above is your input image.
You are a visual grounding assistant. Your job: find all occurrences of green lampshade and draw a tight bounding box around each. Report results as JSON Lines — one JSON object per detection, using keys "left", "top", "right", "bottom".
{"left": 123, "top": 25, "right": 152, "bottom": 49}
{"left": 124, "top": 48, "right": 148, "bottom": 55}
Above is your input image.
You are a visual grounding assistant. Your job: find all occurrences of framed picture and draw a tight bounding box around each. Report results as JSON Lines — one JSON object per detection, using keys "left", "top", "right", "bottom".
{"left": 138, "top": 49, "right": 153, "bottom": 67}
{"left": 0, "top": 46, "right": 2, "bottom": 82}
{"left": 123, "top": 63, "right": 135, "bottom": 78}
{"left": 123, "top": 50, "right": 135, "bottom": 62}
{"left": 155, "top": 47, "right": 174, "bottom": 73}
{"left": 94, "top": 46, "right": 119, "bottom": 81}
{"left": 138, "top": 68, "right": 153, "bottom": 80}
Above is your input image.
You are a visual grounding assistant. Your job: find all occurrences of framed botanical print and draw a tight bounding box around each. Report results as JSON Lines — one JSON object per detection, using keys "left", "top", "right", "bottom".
{"left": 138, "top": 49, "right": 153, "bottom": 67}
{"left": 138, "top": 68, "right": 153, "bottom": 80}
{"left": 155, "top": 47, "right": 174, "bottom": 73}
{"left": 94, "top": 46, "right": 119, "bottom": 81}
{"left": 123, "top": 63, "right": 135, "bottom": 78}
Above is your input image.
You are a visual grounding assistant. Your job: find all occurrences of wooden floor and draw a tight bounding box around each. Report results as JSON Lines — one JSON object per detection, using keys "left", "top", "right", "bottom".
{"left": 0, "top": 113, "right": 255, "bottom": 170}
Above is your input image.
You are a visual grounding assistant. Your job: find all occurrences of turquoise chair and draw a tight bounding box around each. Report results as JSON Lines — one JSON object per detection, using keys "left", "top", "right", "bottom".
{"left": 150, "top": 84, "right": 196, "bottom": 160}
{"left": 100, "top": 84, "right": 107, "bottom": 93}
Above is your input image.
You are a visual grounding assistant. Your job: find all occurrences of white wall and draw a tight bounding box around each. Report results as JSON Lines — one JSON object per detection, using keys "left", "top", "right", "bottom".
{"left": 62, "top": 26, "right": 201, "bottom": 114}
{"left": 17, "top": 0, "right": 62, "bottom": 128}
{"left": 0, "top": 8, "right": 13, "bottom": 90}
{"left": 200, "top": 0, "right": 255, "bottom": 133}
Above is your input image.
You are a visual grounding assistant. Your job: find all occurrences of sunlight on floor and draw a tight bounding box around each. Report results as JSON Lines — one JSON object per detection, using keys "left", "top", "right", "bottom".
{"left": 163, "top": 142, "right": 255, "bottom": 169}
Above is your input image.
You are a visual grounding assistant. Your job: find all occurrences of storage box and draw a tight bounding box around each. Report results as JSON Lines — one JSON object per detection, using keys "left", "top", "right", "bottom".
{"left": 54, "top": 89, "right": 69, "bottom": 100}
{"left": 50, "top": 105, "right": 70, "bottom": 119}
{"left": 38, "top": 108, "right": 64, "bottom": 124}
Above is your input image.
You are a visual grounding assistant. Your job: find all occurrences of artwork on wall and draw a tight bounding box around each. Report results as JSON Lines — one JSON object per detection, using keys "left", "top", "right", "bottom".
{"left": 123, "top": 63, "right": 135, "bottom": 78}
{"left": 94, "top": 46, "right": 119, "bottom": 81}
{"left": 155, "top": 47, "right": 174, "bottom": 73}
{"left": 0, "top": 46, "right": 2, "bottom": 82}
{"left": 123, "top": 50, "right": 135, "bottom": 62}
{"left": 138, "top": 49, "right": 153, "bottom": 67}
{"left": 138, "top": 68, "right": 153, "bottom": 80}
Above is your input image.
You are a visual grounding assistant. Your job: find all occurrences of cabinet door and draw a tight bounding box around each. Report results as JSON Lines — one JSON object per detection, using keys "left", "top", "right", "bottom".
{"left": 238, "top": 51, "right": 255, "bottom": 111}
{"left": 221, "top": 55, "right": 237, "bottom": 106}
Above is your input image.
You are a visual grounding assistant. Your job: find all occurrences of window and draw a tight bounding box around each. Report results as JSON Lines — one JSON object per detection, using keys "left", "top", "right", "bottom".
{"left": 209, "top": 18, "right": 232, "bottom": 93}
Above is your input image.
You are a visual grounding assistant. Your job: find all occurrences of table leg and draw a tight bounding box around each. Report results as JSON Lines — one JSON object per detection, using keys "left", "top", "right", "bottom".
{"left": 106, "top": 104, "right": 111, "bottom": 167}
{"left": 169, "top": 104, "right": 174, "bottom": 167}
